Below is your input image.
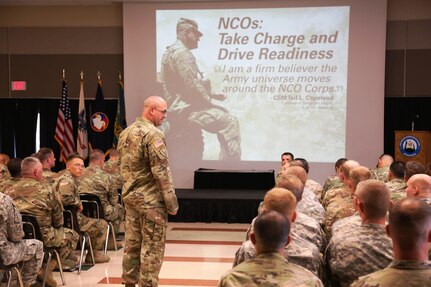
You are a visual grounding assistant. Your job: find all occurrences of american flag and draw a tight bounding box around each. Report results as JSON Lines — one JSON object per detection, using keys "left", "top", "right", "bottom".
{"left": 55, "top": 80, "right": 75, "bottom": 162}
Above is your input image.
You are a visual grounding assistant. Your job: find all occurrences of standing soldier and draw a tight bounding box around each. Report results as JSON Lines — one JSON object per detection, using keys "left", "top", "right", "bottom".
{"left": 118, "top": 96, "right": 179, "bottom": 287}
{"left": 161, "top": 18, "right": 241, "bottom": 160}
{"left": 53, "top": 154, "right": 110, "bottom": 263}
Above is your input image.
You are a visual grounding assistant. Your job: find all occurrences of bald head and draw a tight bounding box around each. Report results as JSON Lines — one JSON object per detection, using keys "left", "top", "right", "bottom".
{"left": 349, "top": 166, "right": 372, "bottom": 191}
{"left": 378, "top": 154, "right": 394, "bottom": 168}
{"left": 356, "top": 179, "right": 391, "bottom": 220}
{"left": 142, "top": 96, "right": 168, "bottom": 126}
{"left": 284, "top": 166, "right": 307, "bottom": 184}
{"left": 263, "top": 187, "right": 297, "bottom": 220}
{"left": 276, "top": 174, "right": 304, "bottom": 202}
{"left": 406, "top": 174, "right": 431, "bottom": 198}
{"left": 389, "top": 197, "right": 431, "bottom": 258}
{"left": 109, "top": 149, "right": 119, "bottom": 160}
{"left": 339, "top": 160, "right": 360, "bottom": 182}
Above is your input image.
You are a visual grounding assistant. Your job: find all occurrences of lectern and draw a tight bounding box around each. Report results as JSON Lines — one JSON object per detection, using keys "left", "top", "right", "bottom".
{"left": 394, "top": 131, "right": 431, "bottom": 165}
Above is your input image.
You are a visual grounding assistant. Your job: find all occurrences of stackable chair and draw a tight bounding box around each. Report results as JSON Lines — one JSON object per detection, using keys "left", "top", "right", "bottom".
{"left": 63, "top": 205, "right": 95, "bottom": 274}
{"left": 80, "top": 193, "right": 117, "bottom": 254}
{"left": 20, "top": 213, "right": 65, "bottom": 286}
{"left": 0, "top": 260, "right": 24, "bottom": 287}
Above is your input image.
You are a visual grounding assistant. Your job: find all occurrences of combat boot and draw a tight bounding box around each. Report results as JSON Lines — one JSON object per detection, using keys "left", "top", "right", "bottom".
{"left": 124, "top": 284, "right": 135, "bottom": 287}
{"left": 87, "top": 251, "right": 110, "bottom": 264}
{"left": 37, "top": 259, "right": 58, "bottom": 287}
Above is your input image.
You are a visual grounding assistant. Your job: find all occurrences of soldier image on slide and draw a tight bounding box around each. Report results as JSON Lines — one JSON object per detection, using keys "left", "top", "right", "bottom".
{"left": 160, "top": 17, "right": 241, "bottom": 161}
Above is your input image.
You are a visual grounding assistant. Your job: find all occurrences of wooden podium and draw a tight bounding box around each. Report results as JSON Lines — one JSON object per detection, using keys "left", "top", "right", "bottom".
{"left": 395, "top": 131, "right": 431, "bottom": 165}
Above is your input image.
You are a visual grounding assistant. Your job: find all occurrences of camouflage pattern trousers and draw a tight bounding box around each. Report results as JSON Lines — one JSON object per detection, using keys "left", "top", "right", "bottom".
{"left": 122, "top": 205, "right": 167, "bottom": 287}
{"left": 104, "top": 203, "right": 124, "bottom": 234}
{"left": 188, "top": 106, "right": 241, "bottom": 160}
{"left": 0, "top": 239, "right": 44, "bottom": 285}
{"left": 42, "top": 226, "right": 79, "bottom": 261}
{"left": 77, "top": 212, "right": 109, "bottom": 251}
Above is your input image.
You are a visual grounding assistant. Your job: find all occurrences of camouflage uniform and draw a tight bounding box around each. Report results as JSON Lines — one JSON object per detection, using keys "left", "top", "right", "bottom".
{"left": 41, "top": 168, "right": 59, "bottom": 186}
{"left": 53, "top": 170, "right": 108, "bottom": 251}
{"left": 331, "top": 212, "right": 361, "bottom": 238}
{"left": 0, "top": 164, "right": 10, "bottom": 182}
{"left": 103, "top": 159, "right": 123, "bottom": 191}
{"left": 118, "top": 117, "right": 179, "bottom": 286}
{"left": 5, "top": 177, "right": 78, "bottom": 260}
{"left": 161, "top": 39, "right": 241, "bottom": 160}
{"left": 351, "top": 260, "right": 431, "bottom": 287}
{"left": 322, "top": 184, "right": 350, "bottom": 209}
{"left": 324, "top": 196, "right": 356, "bottom": 238}
{"left": 321, "top": 174, "right": 342, "bottom": 201}
{"left": 219, "top": 252, "right": 323, "bottom": 287}
{"left": 0, "top": 193, "right": 43, "bottom": 286}
{"left": 0, "top": 178, "right": 20, "bottom": 194}
{"left": 385, "top": 178, "right": 407, "bottom": 203}
{"left": 326, "top": 223, "right": 393, "bottom": 287}
{"left": 371, "top": 166, "right": 390, "bottom": 182}
{"left": 297, "top": 187, "right": 326, "bottom": 226}
{"left": 234, "top": 237, "right": 323, "bottom": 277}
{"left": 306, "top": 179, "right": 323, "bottom": 200}
{"left": 78, "top": 164, "right": 123, "bottom": 233}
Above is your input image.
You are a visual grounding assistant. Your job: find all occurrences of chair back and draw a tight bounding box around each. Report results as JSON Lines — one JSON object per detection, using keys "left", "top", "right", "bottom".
{"left": 80, "top": 193, "right": 104, "bottom": 219}
{"left": 20, "top": 213, "right": 44, "bottom": 241}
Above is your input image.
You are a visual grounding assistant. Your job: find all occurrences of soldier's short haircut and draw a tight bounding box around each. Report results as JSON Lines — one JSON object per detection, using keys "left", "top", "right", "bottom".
{"left": 36, "top": 147, "right": 54, "bottom": 162}
{"left": 281, "top": 152, "right": 294, "bottom": 160}
{"left": 90, "top": 149, "right": 105, "bottom": 162}
{"left": 109, "top": 149, "right": 119, "bottom": 158}
{"left": 66, "top": 153, "right": 84, "bottom": 163}
{"left": 276, "top": 174, "right": 304, "bottom": 202}
{"left": 335, "top": 158, "right": 348, "bottom": 169}
{"left": 404, "top": 161, "right": 426, "bottom": 181}
{"left": 21, "top": 157, "right": 41, "bottom": 175}
{"left": 7, "top": 158, "right": 22, "bottom": 177}
{"left": 390, "top": 161, "right": 406, "bottom": 179}
{"left": 291, "top": 158, "right": 309, "bottom": 174}
{"left": 254, "top": 210, "right": 290, "bottom": 252}
{"left": 263, "top": 187, "right": 297, "bottom": 219}
{"left": 284, "top": 166, "right": 307, "bottom": 185}
{"left": 349, "top": 166, "right": 372, "bottom": 190}
{"left": 389, "top": 197, "right": 431, "bottom": 249}
{"left": 339, "top": 160, "right": 360, "bottom": 179}
{"left": 356, "top": 179, "right": 390, "bottom": 220}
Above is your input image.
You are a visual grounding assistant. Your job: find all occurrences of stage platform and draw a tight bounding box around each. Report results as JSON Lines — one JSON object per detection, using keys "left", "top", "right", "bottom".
{"left": 168, "top": 188, "right": 266, "bottom": 223}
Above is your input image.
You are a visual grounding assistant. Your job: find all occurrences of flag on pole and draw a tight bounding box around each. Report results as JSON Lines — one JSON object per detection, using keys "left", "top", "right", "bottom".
{"left": 54, "top": 79, "right": 75, "bottom": 162}
{"left": 89, "top": 78, "right": 112, "bottom": 153}
{"left": 113, "top": 79, "right": 127, "bottom": 147}
{"left": 77, "top": 77, "right": 89, "bottom": 159}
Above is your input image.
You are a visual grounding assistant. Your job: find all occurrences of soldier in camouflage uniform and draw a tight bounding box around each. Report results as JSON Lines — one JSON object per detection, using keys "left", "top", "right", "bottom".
{"left": 117, "top": 96, "right": 179, "bottom": 287}
{"left": 78, "top": 149, "right": 123, "bottom": 234}
{"left": 0, "top": 158, "right": 22, "bottom": 194}
{"left": 406, "top": 173, "right": 431, "bottom": 207}
{"left": 103, "top": 148, "right": 123, "bottom": 191}
{"left": 160, "top": 18, "right": 241, "bottom": 160}
{"left": 325, "top": 179, "right": 393, "bottom": 287}
{"left": 5, "top": 157, "right": 79, "bottom": 272}
{"left": 235, "top": 188, "right": 323, "bottom": 277}
{"left": 385, "top": 160, "right": 407, "bottom": 203}
{"left": 0, "top": 154, "right": 11, "bottom": 183}
{"left": 53, "top": 154, "right": 110, "bottom": 263}
{"left": 321, "top": 158, "right": 347, "bottom": 201}
{"left": 35, "top": 147, "right": 59, "bottom": 186}
{"left": 371, "top": 154, "right": 393, "bottom": 183}
{"left": 351, "top": 197, "right": 431, "bottom": 287}
{"left": 0, "top": 192, "right": 44, "bottom": 287}
{"left": 221, "top": 210, "right": 323, "bottom": 287}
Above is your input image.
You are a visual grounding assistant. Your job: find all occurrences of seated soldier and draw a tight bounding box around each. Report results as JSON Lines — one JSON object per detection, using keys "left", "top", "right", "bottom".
{"left": 0, "top": 157, "right": 22, "bottom": 193}
{"left": 53, "top": 154, "right": 110, "bottom": 263}
{"left": 103, "top": 148, "right": 123, "bottom": 191}
{"left": 78, "top": 149, "right": 123, "bottom": 236}
{"left": 35, "top": 147, "right": 59, "bottom": 185}
{"left": 0, "top": 153, "right": 11, "bottom": 182}
{"left": 219, "top": 210, "right": 323, "bottom": 287}
{"left": 385, "top": 160, "right": 407, "bottom": 203}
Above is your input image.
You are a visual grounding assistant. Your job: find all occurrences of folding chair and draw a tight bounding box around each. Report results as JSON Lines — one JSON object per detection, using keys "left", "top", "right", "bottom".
{"left": 80, "top": 193, "right": 117, "bottom": 254}
{"left": 20, "top": 213, "right": 65, "bottom": 286}
{"left": 63, "top": 206, "right": 95, "bottom": 274}
{"left": 0, "top": 260, "right": 24, "bottom": 287}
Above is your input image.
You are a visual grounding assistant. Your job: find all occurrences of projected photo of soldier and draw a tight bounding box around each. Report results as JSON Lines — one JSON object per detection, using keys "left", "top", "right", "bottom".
{"left": 160, "top": 17, "right": 241, "bottom": 161}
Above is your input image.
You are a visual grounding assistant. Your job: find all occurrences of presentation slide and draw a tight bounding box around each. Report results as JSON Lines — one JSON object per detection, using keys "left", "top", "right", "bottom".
{"left": 123, "top": 0, "right": 387, "bottom": 188}
{"left": 156, "top": 7, "right": 349, "bottom": 162}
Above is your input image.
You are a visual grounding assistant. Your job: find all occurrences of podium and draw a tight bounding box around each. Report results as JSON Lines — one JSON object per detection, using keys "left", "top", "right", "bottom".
{"left": 394, "top": 131, "right": 431, "bottom": 165}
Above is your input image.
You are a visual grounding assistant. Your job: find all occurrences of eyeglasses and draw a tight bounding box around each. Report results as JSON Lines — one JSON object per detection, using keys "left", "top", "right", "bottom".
{"left": 153, "top": 107, "right": 167, "bottom": 115}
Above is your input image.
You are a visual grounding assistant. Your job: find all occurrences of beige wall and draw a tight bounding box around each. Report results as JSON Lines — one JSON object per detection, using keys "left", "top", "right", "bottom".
{"left": 0, "top": 0, "right": 430, "bottom": 99}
